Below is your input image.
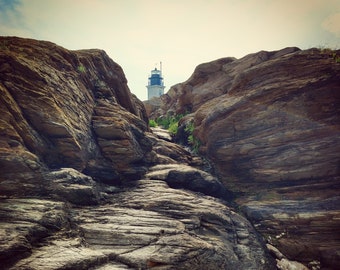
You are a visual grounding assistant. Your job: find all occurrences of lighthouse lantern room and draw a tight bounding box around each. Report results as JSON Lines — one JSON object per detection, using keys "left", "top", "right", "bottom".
{"left": 147, "top": 62, "right": 165, "bottom": 100}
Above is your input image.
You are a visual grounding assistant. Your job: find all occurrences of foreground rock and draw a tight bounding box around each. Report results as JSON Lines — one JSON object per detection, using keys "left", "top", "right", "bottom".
{"left": 243, "top": 198, "right": 340, "bottom": 270}
{"left": 149, "top": 47, "right": 340, "bottom": 268}
{"left": 1, "top": 178, "right": 275, "bottom": 270}
{"left": 0, "top": 198, "right": 69, "bottom": 268}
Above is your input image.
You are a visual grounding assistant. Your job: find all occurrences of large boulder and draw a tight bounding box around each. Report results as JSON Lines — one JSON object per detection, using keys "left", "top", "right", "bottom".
{"left": 146, "top": 164, "right": 232, "bottom": 200}
{"left": 0, "top": 36, "right": 152, "bottom": 196}
{"left": 155, "top": 47, "right": 340, "bottom": 268}
{"left": 194, "top": 48, "right": 340, "bottom": 192}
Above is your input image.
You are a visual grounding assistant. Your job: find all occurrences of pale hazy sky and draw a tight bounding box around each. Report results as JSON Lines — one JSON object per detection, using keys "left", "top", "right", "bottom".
{"left": 1, "top": 0, "right": 339, "bottom": 100}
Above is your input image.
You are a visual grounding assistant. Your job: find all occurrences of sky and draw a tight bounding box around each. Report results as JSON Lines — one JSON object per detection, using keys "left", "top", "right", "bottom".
{"left": 0, "top": 0, "right": 340, "bottom": 101}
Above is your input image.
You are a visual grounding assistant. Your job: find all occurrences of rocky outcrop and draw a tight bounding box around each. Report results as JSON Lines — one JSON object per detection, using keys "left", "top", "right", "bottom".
{"left": 0, "top": 37, "right": 276, "bottom": 269}
{"left": 150, "top": 47, "right": 340, "bottom": 268}
{"left": 194, "top": 48, "right": 340, "bottom": 191}
{"left": 0, "top": 36, "right": 152, "bottom": 196}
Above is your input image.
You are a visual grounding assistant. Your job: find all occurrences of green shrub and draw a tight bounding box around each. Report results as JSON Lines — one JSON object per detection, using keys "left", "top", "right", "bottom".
{"left": 185, "top": 121, "right": 201, "bottom": 154}
{"left": 149, "top": 119, "right": 158, "bottom": 127}
{"left": 77, "top": 65, "right": 86, "bottom": 73}
{"left": 168, "top": 121, "right": 178, "bottom": 135}
{"left": 153, "top": 113, "right": 201, "bottom": 153}
{"left": 156, "top": 116, "right": 171, "bottom": 129}
{"left": 185, "top": 121, "right": 194, "bottom": 136}
{"left": 156, "top": 114, "right": 185, "bottom": 130}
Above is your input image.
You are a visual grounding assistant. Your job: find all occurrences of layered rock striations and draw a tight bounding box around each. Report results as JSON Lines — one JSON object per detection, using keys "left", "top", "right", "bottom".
{"left": 0, "top": 36, "right": 151, "bottom": 195}
{"left": 149, "top": 47, "right": 340, "bottom": 268}
{"left": 1, "top": 178, "right": 275, "bottom": 269}
{"left": 0, "top": 37, "right": 276, "bottom": 269}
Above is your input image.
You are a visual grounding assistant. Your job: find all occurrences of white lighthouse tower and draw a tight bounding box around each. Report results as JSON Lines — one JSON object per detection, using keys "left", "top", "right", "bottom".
{"left": 147, "top": 62, "right": 165, "bottom": 100}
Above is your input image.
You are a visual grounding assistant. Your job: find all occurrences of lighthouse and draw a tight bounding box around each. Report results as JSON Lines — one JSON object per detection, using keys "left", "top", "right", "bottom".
{"left": 147, "top": 62, "right": 165, "bottom": 100}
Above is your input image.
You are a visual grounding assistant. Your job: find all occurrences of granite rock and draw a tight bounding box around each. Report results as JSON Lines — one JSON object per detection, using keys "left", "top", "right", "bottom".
{"left": 0, "top": 36, "right": 151, "bottom": 196}
{"left": 150, "top": 47, "right": 340, "bottom": 268}
{"left": 1, "top": 179, "right": 275, "bottom": 270}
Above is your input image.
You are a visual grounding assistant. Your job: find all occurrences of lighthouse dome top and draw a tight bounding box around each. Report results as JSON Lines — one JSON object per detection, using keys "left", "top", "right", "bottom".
{"left": 151, "top": 68, "right": 160, "bottom": 74}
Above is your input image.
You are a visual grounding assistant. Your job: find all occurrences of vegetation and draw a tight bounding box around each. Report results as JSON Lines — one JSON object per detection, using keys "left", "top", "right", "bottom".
{"left": 168, "top": 121, "right": 178, "bottom": 135}
{"left": 149, "top": 113, "right": 201, "bottom": 153}
{"left": 318, "top": 46, "right": 340, "bottom": 63}
{"left": 154, "top": 114, "right": 185, "bottom": 129}
{"left": 148, "top": 119, "right": 158, "bottom": 128}
{"left": 152, "top": 114, "right": 184, "bottom": 135}
{"left": 332, "top": 52, "right": 340, "bottom": 63}
{"left": 185, "top": 121, "right": 201, "bottom": 154}
{"left": 77, "top": 64, "right": 86, "bottom": 73}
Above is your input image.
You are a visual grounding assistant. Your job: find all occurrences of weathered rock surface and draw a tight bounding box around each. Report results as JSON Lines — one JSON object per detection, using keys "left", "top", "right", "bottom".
{"left": 146, "top": 128, "right": 194, "bottom": 166}
{"left": 146, "top": 164, "right": 232, "bottom": 200}
{"left": 151, "top": 127, "right": 172, "bottom": 142}
{"left": 47, "top": 168, "right": 103, "bottom": 205}
{"left": 143, "top": 96, "right": 163, "bottom": 119}
{"left": 77, "top": 178, "right": 275, "bottom": 270}
{"left": 148, "top": 47, "right": 340, "bottom": 268}
{"left": 0, "top": 198, "right": 69, "bottom": 269}
{"left": 0, "top": 36, "right": 152, "bottom": 196}
{"left": 244, "top": 198, "right": 340, "bottom": 270}
{"left": 0, "top": 37, "right": 276, "bottom": 269}
{"left": 1, "top": 178, "right": 275, "bottom": 270}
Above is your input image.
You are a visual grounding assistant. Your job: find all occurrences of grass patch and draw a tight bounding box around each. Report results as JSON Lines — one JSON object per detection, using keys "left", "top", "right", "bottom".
{"left": 149, "top": 119, "right": 158, "bottom": 127}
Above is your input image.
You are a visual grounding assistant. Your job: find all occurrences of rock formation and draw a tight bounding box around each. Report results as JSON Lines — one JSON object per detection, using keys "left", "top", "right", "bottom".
{"left": 0, "top": 36, "right": 151, "bottom": 194}
{"left": 0, "top": 37, "right": 276, "bottom": 269}
{"left": 148, "top": 47, "right": 340, "bottom": 269}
